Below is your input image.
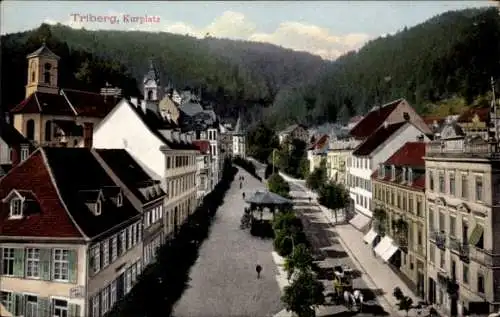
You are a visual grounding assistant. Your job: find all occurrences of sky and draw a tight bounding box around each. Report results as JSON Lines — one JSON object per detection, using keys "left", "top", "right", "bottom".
{"left": 1, "top": 1, "right": 497, "bottom": 60}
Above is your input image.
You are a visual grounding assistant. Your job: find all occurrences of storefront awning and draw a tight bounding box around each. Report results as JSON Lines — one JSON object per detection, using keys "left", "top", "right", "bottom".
{"left": 349, "top": 212, "right": 371, "bottom": 231}
{"left": 0, "top": 303, "right": 13, "bottom": 317}
{"left": 363, "top": 228, "right": 378, "bottom": 245}
{"left": 468, "top": 224, "right": 484, "bottom": 246}
{"left": 374, "top": 236, "right": 393, "bottom": 257}
{"left": 381, "top": 243, "right": 399, "bottom": 262}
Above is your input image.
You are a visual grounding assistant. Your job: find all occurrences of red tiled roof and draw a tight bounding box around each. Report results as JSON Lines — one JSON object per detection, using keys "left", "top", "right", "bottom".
{"left": 309, "top": 134, "right": 329, "bottom": 150}
{"left": 385, "top": 142, "right": 426, "bottom": 167}
{"left": 457, "top": 107, "right": 490, "bottom": 123}
{"left": 0, "top": 150, "right": 83, "bottom": 238}
{"left": 10, "top": 89, "right": 116, "bottom": 118}
{"left": 63, "top": 89, "right": 116, "bottom": 118}
{"left": 352, "top": 122, "right": 406, "bottom": 156}
{"left": 349, "top": 99, "right": 403, "bottom": 139}
{"left": 192, "top": 140, "right": 210, "bottom": 154}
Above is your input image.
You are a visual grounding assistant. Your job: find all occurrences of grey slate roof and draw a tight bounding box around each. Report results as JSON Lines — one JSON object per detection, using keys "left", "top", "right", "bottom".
{"left": 245, "top": 190, "right": 293, "bottom": 205}
{"left": 179, "top": 101, "right": 204, "bottom": 117}
{"left": 143, "top": 59, "right": 160, "bottom": 84}
{"left": 26, "top": 43, "right": 60, "bottom": 59}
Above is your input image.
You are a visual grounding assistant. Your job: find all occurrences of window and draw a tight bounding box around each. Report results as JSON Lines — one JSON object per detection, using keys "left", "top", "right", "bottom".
{"left": 91, "top": 245, "right": 100, "bottom": 274}
{"left": 95, "top": 200, "right": 102, "bottom": 215}
{"left": 111, "top": 236, "right": 118, "bottom": 261}
{"left": 44, "top": 71, "right": 51, "bottom": 84}
{"left": 0, "top": 291, "right": 13, "bottom": 314}
{"left": 45, "top": 120, "right": 52, "bottom": 141}
{"left": 125, "top": 269, "right": 132, "bottom": 294}
{"left": 461, "top": 174, "right": 468, "bottom": 198}
{"left": 119, "top": 230, "right": 126, "bottom": 255}
{"left": 417, "top": 227, "right": 423, "bottom": 246}
{"left": 53, "top": 249, "right": 69, "bottom": 281}
{"left": 439, "top": 212, "right": 445, "bottom": 232}
{"left": 101, "top": 286, "right": 110, "bottom": 316}
{"left": 131, "top": 224, "right": 137, "bottom": 246}
{"left": 428, "top": 208, "right": 435, "bottom": 232}
{"left": 429, "top": 171, "right": 434, "bottom": 191}
{"left": 449, "top": 173, "right": 455, "bottom": 195}
{"left": 416, "top": 199, "right": 423, "bottom": 217}
{"left": 429, "top": 245, "right": 435, "bottom": 264}
{"left": 477, "top": 273, "right": 485, "bottom": 293}
{"left": 10, "top": 198, "right": 23, "bottom": 218}
{"left": 116, "top": 193, "right": 123, "bottom": 207}
{"left": 20, "top": 146, "right": 29, "bottom": 162}
{"left": 440, "top": 250, "right": 445, "bottom": 269}
{"left": 463, "top": 264, "right": 469, "bottom": 284}
{"left": 128, "top": 226, "right": 133, "bottom": 249}
{"left": 439, "top": 172, "right": 445, "bottom": 193}
{"left": 26, "top": 248, "right": 40, "bottom": 278}
{"left": 91, "top": 294, "right": 99, "bottom": 317}
{"left": 449, "top": 216, "right": 456, "bottom": 237}
{"left": 53, "top": 299, "right": 68, "bottom": 317}
{"left": 475, "top": 176, "right": 483, "bottom": 201}
{"left": 110, "top": 280, "right": 117, "bottom": 307}
{"left": 102, "top": 240, "right": 109, "bottom": 267}
{"left": 25, "top": 295, "right": 38, "bottom": 317}
{"left": 2, "top": 248, "right": 14, "bottom": 275}
{"left": 26, "top": 119, "right": 35, "bottom": 140}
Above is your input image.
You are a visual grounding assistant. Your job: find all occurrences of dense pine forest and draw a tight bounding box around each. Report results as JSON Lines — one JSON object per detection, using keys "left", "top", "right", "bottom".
{"left": 1, "top": 7, "right": 499, "bottom": 129}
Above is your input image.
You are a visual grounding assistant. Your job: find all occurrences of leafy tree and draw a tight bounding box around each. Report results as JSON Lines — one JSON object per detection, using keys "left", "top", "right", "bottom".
{"left": 268, "top": 173, "right": 290, "bottom": 198}
{"left": 306, "top": 159, "right": 327, "bottom": 191}
{"left": 317, "top": 181, "right": 349, "bottom": 223}
{"left": 247, "top": 123, "right": 279, "bottom": 163}
{"left": 284, "top": 244, "right": 314, "bottom": 280}
{"left": 299, "top": 157, "right": 310, "bottom": 179}
{"left": 393, "top": 287, "right": 413, "bottom": 316}
{"left": 272, "top": 211, "right": 303, "bottom": 233}
{"left": 281, "top": 271, "right": 325, "bottom": 317}
{"left": 373, "top": 208, "right": 388, "bottom": 236}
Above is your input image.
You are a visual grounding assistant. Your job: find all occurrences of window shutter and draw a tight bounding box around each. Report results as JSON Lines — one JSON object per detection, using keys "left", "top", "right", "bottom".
{"left": 14, "top": 293, "right": 25, "bottom": 316}
{"left": 69, "top": 303, "right": 81, "bottom": 317}
{"left": 40, "top": 248, "right": 51, "bottom": 280}
{"left": 13, "top": 248, "right": 25, "bottom": 277}
{"left": 68, "top": 249, "right": 78, "bottom": 283}
{"left": 37, "top": 297, "right": 51, "bottom": 317}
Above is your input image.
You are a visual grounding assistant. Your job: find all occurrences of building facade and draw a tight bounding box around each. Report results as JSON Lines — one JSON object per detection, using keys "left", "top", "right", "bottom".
{"left": 0, "top": 119, "right": 33, "bottom": 177}
{"left": 371, "top": 141, "right": 428, "bottom": 299}
{"left": 11, "top": 44, "right": 116, "bottom": 148}
{"left": 232, "top": 114, "right": 246, "bottom": 158}
{"left": 192, "top": 140, "right": 212, "bottom": 202}
{"left": 327, "top": 137, "right": 358, "bottom": 186}
{"left": 424, "top": 122, "right": 500, "bottom": 316}
{"left": 278, "top": 124, "right": 309, "bottom": 145}
{"left": 0, "top": 148, "right": 143, "bottom": 317}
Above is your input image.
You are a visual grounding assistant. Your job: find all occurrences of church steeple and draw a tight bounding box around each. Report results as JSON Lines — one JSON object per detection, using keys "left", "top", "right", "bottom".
{"left": 489, "top": 77, "right": 499, "bottom": 149}
{"left": 143, "top": 59, "right": 161, "bottom": 101}
{"left": 25, "top": 43, "right": 60, "bottom": 98}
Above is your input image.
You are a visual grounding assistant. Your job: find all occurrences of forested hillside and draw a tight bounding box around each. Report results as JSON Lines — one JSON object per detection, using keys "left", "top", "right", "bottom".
{"left": 1, "top": 7, "right": 499, "bottom": 129}
{"left": 266, "top": 7, "right": 500, "bottom": 128}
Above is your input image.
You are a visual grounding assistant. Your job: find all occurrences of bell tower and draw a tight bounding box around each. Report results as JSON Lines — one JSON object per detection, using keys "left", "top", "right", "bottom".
{"left": 143, "top": 59, "right": 161, "bottom": 102}
{"left": 25, "top": 42, "right": 60, "bottom": 98}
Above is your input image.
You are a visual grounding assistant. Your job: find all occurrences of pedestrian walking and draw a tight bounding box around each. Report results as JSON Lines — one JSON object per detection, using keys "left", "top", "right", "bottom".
{"left": 240, "top": 182, "right": 242, "bottom": 189}
{"left": 256, "top": 264, "right": 262, "bottom": 279}
{"left": 242, "top": 192, "right": 246, "bottom": 200}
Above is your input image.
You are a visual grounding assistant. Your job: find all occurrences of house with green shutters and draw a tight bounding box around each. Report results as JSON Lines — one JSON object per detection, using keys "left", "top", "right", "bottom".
{"left": 0, "top": 147, "right": 143, "bottom": 317}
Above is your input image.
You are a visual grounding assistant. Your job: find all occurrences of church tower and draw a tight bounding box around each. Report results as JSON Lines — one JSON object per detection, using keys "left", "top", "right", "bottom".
{"left": 143, "top": 59, "right": 161, "bottom": 102}
{"left": 25, "top": 42, "right": 60, "bottom": 98}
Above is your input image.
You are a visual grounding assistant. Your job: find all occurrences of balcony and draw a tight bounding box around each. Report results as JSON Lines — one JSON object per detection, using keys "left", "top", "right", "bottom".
{"left": 426, "top": 142, "right": 500, "bottom": 159}
{"left": 468, "top": 246, "right": 499, "bottom": 267}
{"left": 449, "top": 237, "right": 469, "bottom": 261}
{"left": 430, "top": 231, "right": 446, "bottom": 250}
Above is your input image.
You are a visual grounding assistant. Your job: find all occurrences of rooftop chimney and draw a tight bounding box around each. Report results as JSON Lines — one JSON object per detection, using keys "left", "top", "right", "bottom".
{"left": 140, "top": 100, "right": 146, "bottom": 113}
{"left": 130, "top": 97, "right": 139, "bottom": 107}
{"left": 383, "top": 121, "right": 389, "bottom": 129}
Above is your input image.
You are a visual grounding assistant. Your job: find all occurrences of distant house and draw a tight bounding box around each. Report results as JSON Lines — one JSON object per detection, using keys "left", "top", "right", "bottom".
{"left": 192, "top": 140, "right": 212, "bottom": 201}
{"left": 0, "top": 147, "right": 143, "bottom": 317}
{"left": 10, "top": 44, "right": 117, "bottom": 148}
{"left": 456, "top": 106, "right": 491, "bottom": 139}
{"left": 232, "top": 114, "right": 246, "bottom": 158}
{"left": 0, "top": 119, "right": 34, "bottom": 177}
{"left": 307, "top": 134, "right": 329, "bottom": 173}
{"left": 278, "top": 124, "right": 308, "bottom": 144}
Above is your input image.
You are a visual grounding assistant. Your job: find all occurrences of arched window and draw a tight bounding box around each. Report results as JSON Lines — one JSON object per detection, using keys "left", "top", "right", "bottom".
{"left": 31, "top": 72, "right": 36, "bottom": 83}
{"left": 26, "top": 119, "right": 35, "bottom": 140}
{"left": 44, "top": 72, "right": 50, "bottom": 84}
{"left": 44, "top": 120, "right": 52, "bottom": 141}
{"left": 147, "top": 90, "right": 153, "bottom": 100}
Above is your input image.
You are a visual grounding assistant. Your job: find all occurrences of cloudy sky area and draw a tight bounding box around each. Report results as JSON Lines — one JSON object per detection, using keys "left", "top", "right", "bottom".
{"left": 1, "top": 1, "right": 496, "bottom": 60}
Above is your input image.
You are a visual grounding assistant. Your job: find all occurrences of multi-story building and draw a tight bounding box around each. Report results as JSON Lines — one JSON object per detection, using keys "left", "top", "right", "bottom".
{"left": 0, "top": 147, "right": 143, "bottom": 317}
{"left": 371, "top": 141, "right": 427, "bottom": 299}
{"left": 192, "top": 140, "right": 212, "bottom": 202}
{"left": 92, "top": 149, "right": 167, "bottom": 268}
{"left": 10, "top": 44, "right": 116, "bottom": 148}
{"left": 327, "top": 133, "right": 358, "bottom": 185}
{"left": 0, "top": 118, "right": 34, "bottom": 177}
{"left": 91, "top": 98, "right": 199, "bottom": 238}
{"left": 219, "top": 123, "right": 233, "bottom": 160}
{"left": 278, "top": 124, "right": 309, "bottom": 145}
{"left": 307, "top": 134, "right": 329, "bottom": 173}
{"left": 347, "top": 121, "right": 430, "bottom": 231}
{"left": 232, "top": 114, "right": 246, "bottom": 159}
{"left": 424, "top": 121, "right": 500, "bottom": 316}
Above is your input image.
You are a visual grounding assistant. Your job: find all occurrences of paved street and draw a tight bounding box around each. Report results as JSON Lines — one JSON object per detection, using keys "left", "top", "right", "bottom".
{"left": 173, "top": 168, "right": 283, "bottom": 317}
{"left": 288, "top": 182, "right": 390, "bottom": 317}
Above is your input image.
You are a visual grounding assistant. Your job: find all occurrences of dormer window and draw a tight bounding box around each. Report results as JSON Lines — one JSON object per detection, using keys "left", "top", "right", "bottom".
{"left": 378, "top": 164, "right": 384, "bottom": 178}
{"left": 391, "top": 165, "right": 396, "bottom": 180}
{"left": 116, "top": 192, "right": 123, "bottom": 207}
{"left": 10, "top": 198, "right": 23, "bottom": 218}
{"left": 95, "top": 200, "right": 102, "bottom": 216}
{"left": 402, "top": 167, "right": 407, "bottom": 183}
{"left": 408, "top": 168, "right": 413, "bottom": 185}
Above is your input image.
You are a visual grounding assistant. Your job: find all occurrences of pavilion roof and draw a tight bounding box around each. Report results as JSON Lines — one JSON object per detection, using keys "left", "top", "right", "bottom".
{"left": 245, "top": 190, "right": 293, "bottom": 205}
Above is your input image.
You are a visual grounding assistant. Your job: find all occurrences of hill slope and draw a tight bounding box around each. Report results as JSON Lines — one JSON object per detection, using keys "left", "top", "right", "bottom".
{"left": 267, "top": 7, "right": 500, "bottom": 128}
